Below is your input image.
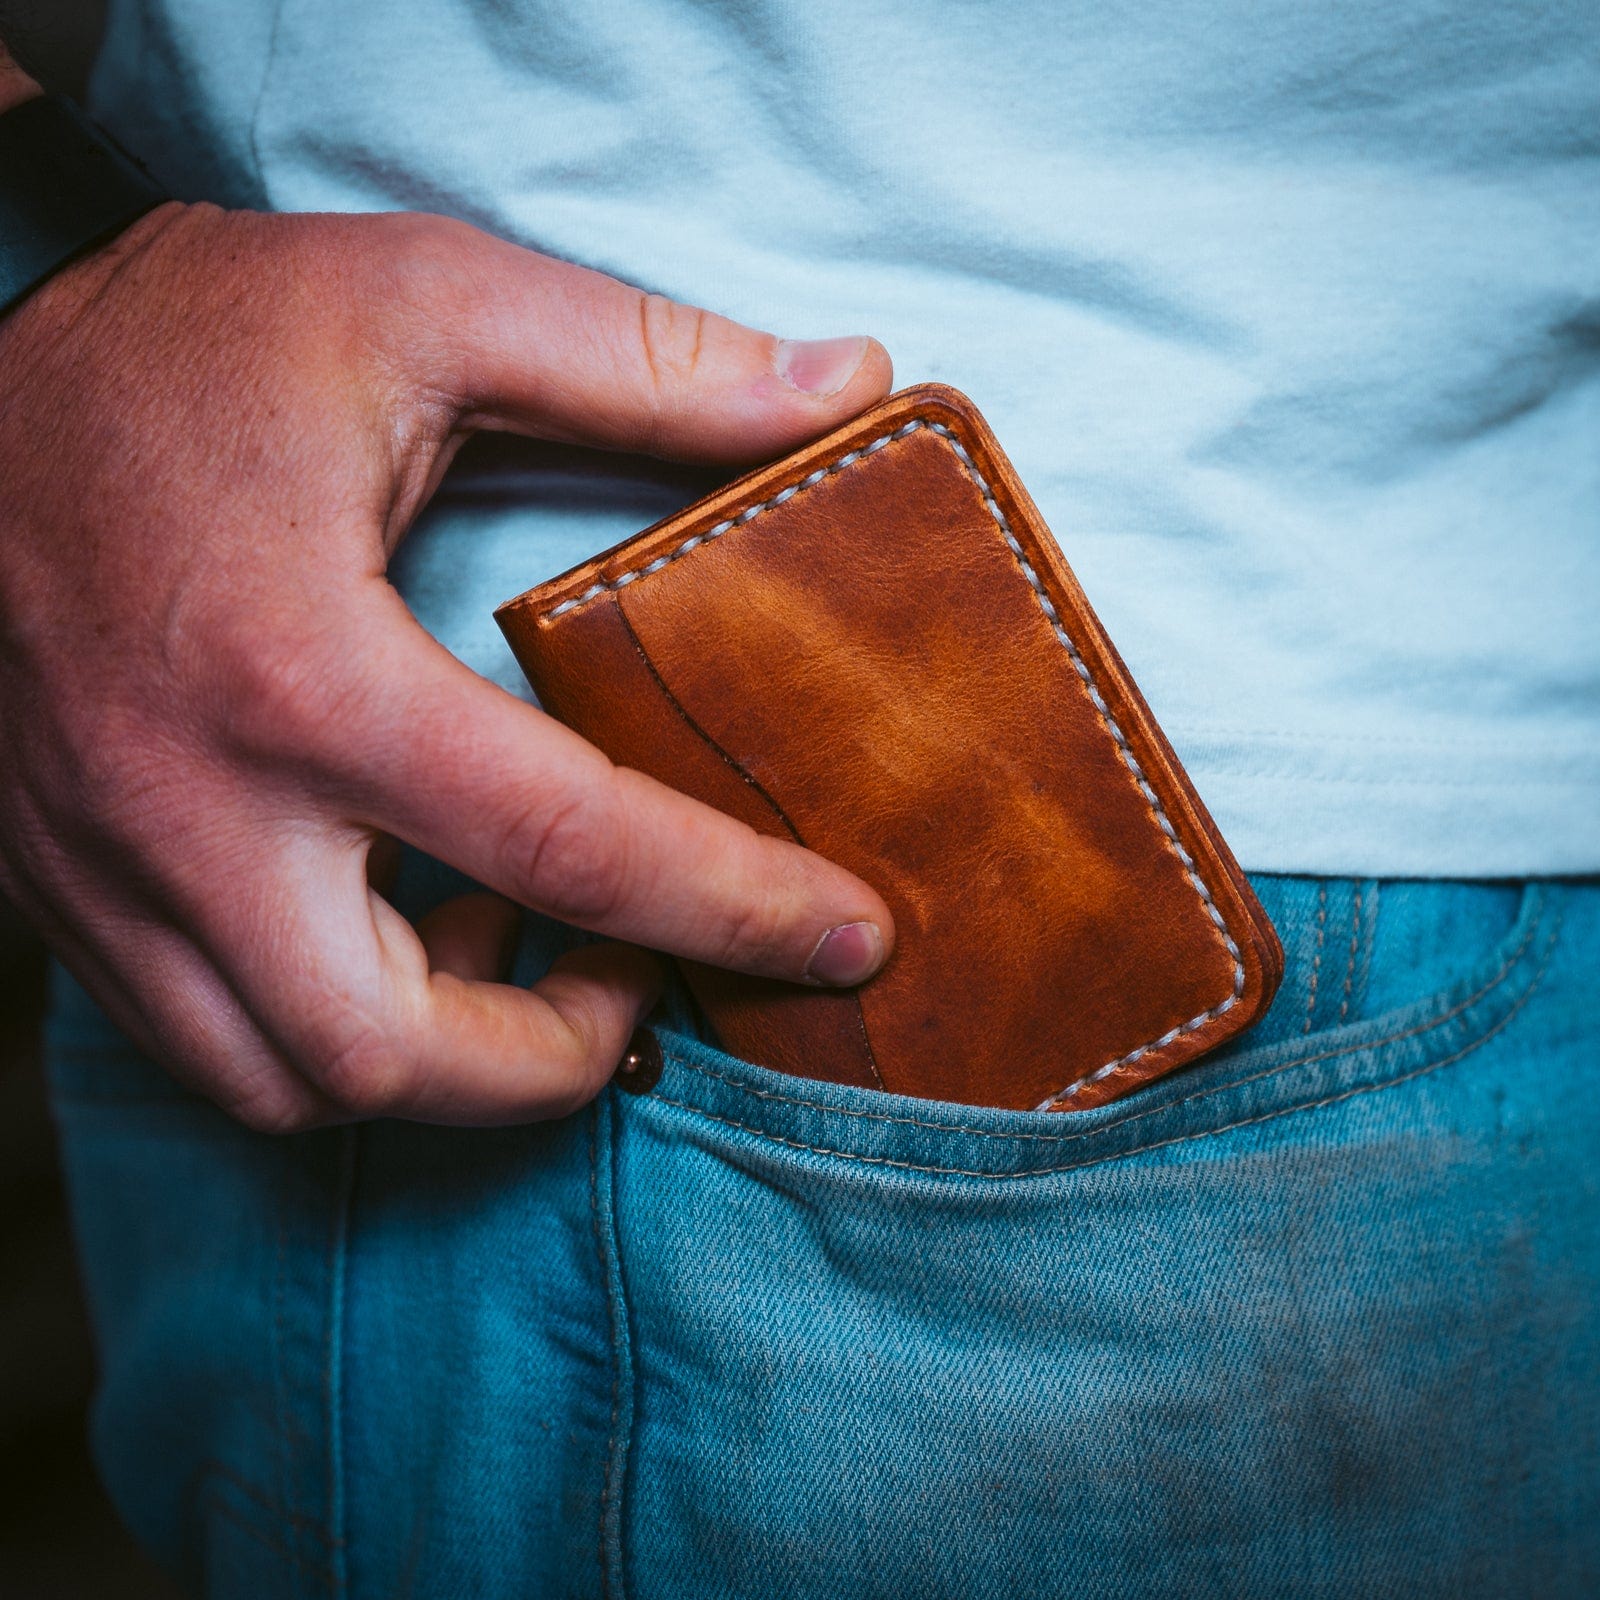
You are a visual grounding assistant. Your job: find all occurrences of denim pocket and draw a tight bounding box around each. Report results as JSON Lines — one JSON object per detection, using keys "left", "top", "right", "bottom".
{"left": 628, "top": 879, "right": 1560, "bottom": 1182}
{"left": 605, "top": 881, "right": 1589, "bottom": 1600}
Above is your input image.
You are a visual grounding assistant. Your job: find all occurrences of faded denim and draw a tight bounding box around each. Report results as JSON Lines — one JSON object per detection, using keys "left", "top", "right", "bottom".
{"left": 46, "top": 871, "right": 1600, "bottom": 1596}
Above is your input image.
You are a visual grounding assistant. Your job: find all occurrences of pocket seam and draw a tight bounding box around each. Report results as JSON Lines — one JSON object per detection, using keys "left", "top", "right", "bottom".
{"left": 668, "top": 886, "right": 1547, "bottom": 1149}
{"left": 649, "top": 890, "right": 1560, "bottom": 1179}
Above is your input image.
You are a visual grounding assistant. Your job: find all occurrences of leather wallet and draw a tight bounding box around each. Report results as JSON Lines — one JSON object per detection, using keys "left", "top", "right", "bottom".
{"left": 496, "top": 385, "right": 1282, "bottom": 1112}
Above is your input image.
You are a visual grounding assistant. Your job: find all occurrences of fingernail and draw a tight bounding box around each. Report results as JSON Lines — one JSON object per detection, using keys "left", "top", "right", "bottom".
{"left": 803, "top": 921, "right": 885, "bottom": 986}
{"left": 776, "top": 335, "right": 870, "bottom": 397}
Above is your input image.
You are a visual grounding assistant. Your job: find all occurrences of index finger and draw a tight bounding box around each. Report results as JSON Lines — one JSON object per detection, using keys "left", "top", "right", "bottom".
{"left": 335, "top": 617, "right": 895, "bottom": 988}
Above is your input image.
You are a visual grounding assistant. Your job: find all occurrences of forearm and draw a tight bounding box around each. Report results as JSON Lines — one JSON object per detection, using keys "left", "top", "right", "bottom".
{"left": 0, "top": 37, "right": 43, "bottom": 115}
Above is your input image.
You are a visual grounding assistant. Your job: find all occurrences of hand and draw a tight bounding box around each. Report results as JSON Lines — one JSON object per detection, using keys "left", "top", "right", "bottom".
{"left": 0, "top": 202, "right": 895, "bottom": 1130}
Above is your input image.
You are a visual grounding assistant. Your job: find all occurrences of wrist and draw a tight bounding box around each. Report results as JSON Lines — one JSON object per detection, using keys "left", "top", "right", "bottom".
{"left": 0, "top": 89, "right": 170, "bottom": 322}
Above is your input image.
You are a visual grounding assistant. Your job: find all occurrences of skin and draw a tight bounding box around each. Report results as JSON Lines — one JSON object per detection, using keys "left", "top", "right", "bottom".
{"left": 0, "top": 46, "right": 895, "bottom": 1133}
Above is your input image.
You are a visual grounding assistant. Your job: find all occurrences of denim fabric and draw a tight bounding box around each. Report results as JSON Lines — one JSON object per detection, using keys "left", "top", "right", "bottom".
{"left": 46, "top": 873, "right": 1600, "bottom": 1597}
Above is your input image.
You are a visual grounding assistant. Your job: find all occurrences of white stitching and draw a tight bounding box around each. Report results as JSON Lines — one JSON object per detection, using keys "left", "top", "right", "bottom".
{"left": 541, "top": 419, "right": 924, "bottom": 621}
{"left": 540, "top": 415, "right": 1247, "bottom": 1103}
{"left": 646, "top": 910, "right": 1556, "bottom": 1181}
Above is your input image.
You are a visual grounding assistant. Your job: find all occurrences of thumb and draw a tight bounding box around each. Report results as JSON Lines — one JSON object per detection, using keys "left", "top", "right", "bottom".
{"left": 424, "top": 222, "right": 893, "bottom": 464}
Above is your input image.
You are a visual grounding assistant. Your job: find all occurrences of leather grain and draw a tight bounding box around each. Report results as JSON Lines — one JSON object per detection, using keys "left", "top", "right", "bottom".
{"left": 497, "top": 385, "right": 1282, "bottom": 1111}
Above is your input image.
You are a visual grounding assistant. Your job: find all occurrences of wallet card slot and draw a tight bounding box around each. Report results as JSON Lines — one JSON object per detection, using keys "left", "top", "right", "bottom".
{"left": 612, "top": 601, "right": 888, "bottom": 1092}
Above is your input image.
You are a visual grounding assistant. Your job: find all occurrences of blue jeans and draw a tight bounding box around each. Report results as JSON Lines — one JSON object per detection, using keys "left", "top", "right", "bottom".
{"left": 46, "top": 871, "right": 1600, "bottom": 1597}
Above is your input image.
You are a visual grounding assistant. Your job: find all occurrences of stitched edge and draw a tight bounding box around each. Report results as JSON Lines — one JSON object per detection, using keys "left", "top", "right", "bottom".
{"left": 270, "top": 1174, "right": 293, "bottom": 1565}
{"left": 590, "top": 1104, "right": 620, "bottom": 1600}
{"left": 1303, "top": 883, "right": 1328, "bottom": 1034}
{"left": 539, "top": 415, "right": 1245, "bottom": 1104}
{"left": 647, "top": 902, "right": 1560, "bottom": 1181}
{"left": 1338, "top": 884, "right": 1364, "bottom": 1024}
{"left": 590, "top": 1096, "right": 634, "bottom": 1600}
{"left": 323, "top": 1129, "right": 358, "bottom": 1600}
{"left": 661, "top": 887, "right": 1547, "bottom": 1148}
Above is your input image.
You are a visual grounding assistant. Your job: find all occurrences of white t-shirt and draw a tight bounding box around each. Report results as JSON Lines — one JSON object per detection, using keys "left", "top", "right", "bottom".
{"left": 91, "top": 0, "right": 1600, "bottom": 874}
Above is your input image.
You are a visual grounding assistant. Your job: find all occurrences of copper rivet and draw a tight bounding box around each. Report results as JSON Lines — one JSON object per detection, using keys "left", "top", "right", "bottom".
{"left": 613, "top": 1026, "right": 663, "bottom": 1096}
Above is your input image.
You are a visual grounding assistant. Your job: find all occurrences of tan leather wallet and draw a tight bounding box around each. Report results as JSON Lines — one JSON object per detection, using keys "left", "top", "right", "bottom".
{"left": 496, "top": 385, "right": 1282, "bottom": 1111}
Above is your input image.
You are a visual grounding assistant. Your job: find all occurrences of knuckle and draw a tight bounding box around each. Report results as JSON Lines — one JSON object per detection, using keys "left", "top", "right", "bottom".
{"left": 364, "top": 213, "right": 483, "bottom": 335}
{"left": 65, "top": 713, "right": 184, "bottom": 847}
{"left": 637, "top": 293, "right": 711, "bottom": 410}
{"left": 300, "top": 1012, "right": 408, "bottom": 1118}
{"left": 711, "top": 881, "right": 793, "bottom": 973}
{"left": 227, "top": 1086, "right": 328, "bottom": 1136}
{"left": 507, "top": 787, "right": 632, "bottom": 927}
{"left": 537, "top": 1010, "right": 613, "bottom": 1119}
{"left": 211, "top": 626, "right": 364, "bottom": 763}
{"left": 144, "top": 1006, "right": 333, "bottom": 1134}
{"left": 287, "top": 211, "right": 488, "bottom": 395}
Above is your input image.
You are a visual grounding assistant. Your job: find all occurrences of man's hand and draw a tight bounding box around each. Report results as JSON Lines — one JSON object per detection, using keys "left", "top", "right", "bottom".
{"left": 0, "top": 201, "right": 895, "bottom": 1131}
